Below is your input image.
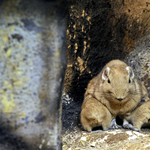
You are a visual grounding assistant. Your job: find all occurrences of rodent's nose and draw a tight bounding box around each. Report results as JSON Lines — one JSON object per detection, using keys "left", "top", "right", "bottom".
{"left": 117, "top": 98, "right": 123, "bottom": 101}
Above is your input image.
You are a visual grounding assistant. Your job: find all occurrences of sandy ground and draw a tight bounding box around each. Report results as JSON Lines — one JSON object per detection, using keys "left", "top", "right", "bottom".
{"left": 62, "top": 128, "right": 150, "bottom": 150}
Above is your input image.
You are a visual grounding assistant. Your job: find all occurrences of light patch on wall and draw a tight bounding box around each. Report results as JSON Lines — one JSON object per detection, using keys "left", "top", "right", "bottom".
{"left": 77, "top": 56, "right": 85, "bottom": 73}
{"left": 83, "top": 40, "right": 87, "bottom": 55}
{"left": 6, "top": 48, "right": 12, "bottom": 57}
{"left": 19, "top": 111, "right": 26, "bottom": 119}
{"left": 75, "top": 43, "right": 78, "bottom": 50}
{"left": 82, "top": 10, "right": 85, "bottom": 17}
{"left": 1, "top": 89, "right": 16, "bottom": 114}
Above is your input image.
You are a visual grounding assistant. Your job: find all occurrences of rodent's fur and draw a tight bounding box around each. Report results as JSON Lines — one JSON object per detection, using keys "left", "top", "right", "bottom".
{"left": 81, "top": 95, "right": 112, "bottom": 131}
{"left": 80, "top": 59, "right": 149, "bottom": 131}
{"left": 127, "top": 100, "right": 150, "bottom": 131}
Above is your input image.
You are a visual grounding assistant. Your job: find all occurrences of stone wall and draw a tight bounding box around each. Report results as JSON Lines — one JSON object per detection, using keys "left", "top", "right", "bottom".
{"left": 0, "top": 0, "right": 68, "bottom": 149}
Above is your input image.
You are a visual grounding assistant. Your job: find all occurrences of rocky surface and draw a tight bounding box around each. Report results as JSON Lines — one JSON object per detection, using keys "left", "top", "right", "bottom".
{"left": 126, "top": 35, "right": 150, "bottom": 97}
{"left": 62, "top": 129, "right": 150, "bottom": 150}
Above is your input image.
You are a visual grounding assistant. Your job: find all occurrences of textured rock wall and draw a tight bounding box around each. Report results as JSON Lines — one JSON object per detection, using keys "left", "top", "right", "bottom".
{"left": 0, "top": 0, "right": 68, "bottom": 149}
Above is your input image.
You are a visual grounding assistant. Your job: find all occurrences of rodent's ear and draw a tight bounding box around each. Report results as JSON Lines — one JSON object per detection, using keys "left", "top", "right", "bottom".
{"left": 102, "top": 67, "right": 110, "bottom": 80}
{"left": 126, "top": 66, "right": 134, "bottom": 79}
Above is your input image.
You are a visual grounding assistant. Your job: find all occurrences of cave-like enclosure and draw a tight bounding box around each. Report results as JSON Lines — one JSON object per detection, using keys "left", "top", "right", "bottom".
{"left": 62, "top": 1, "right": 150, "bottom": 149}
{"left": 62, "top": 0, "right": 150, "bottom": 136}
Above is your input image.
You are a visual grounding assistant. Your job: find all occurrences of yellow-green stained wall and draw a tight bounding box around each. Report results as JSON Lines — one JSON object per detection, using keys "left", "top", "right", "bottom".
{"left": 0, "top": 0, "right": 67, "bottom": 149}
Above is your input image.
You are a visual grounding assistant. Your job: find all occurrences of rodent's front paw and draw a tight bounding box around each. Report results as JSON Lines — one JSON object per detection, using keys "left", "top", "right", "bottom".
{"left": 123, "top": 124, "right": 140, "bottom": 132}
{"left": 123, "top": 123, "right": 133, "bottom": 129}
{"left": 109, "top": 124, "right": 122, "bottom": 129}
{"left": 123, "top": 119, "right": 134, "bottom": 130}
{"left": 109, "top": 119, "right": 122, "bottom": 129}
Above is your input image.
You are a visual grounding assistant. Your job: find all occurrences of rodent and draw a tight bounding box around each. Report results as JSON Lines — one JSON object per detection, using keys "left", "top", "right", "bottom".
{"left": 80, "top": 59, "right": 149, "bottom": 131}
{"left": 126, "top": 100, "right": 150, "bottom": 131}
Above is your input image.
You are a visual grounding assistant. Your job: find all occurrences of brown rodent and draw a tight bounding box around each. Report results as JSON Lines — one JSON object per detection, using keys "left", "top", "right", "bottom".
{"left": 126, "top": 100, "right": 150, "bottom": 131}
{"left": 80, "top": 59, "right": 149, "bottom": 131}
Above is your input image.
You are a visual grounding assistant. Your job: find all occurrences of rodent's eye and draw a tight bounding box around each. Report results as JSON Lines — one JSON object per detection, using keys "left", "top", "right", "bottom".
{"left": 129, "top": 79, "right": 131, "bottom": 83}
{"left": 108, "top": 91, "right": 112, "bottom": 94}
{"left": 108, "top": 79, "right": 111, "bottom": 83}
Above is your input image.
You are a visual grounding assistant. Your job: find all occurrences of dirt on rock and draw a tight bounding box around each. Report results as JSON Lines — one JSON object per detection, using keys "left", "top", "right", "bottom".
{"left": 62, "top": 129, "right": 150, "bottom": 150}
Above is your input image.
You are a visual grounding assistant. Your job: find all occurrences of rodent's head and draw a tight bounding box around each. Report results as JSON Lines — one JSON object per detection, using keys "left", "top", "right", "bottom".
{"left": 102, "top": 65, "right": 135, "bottom": 102}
